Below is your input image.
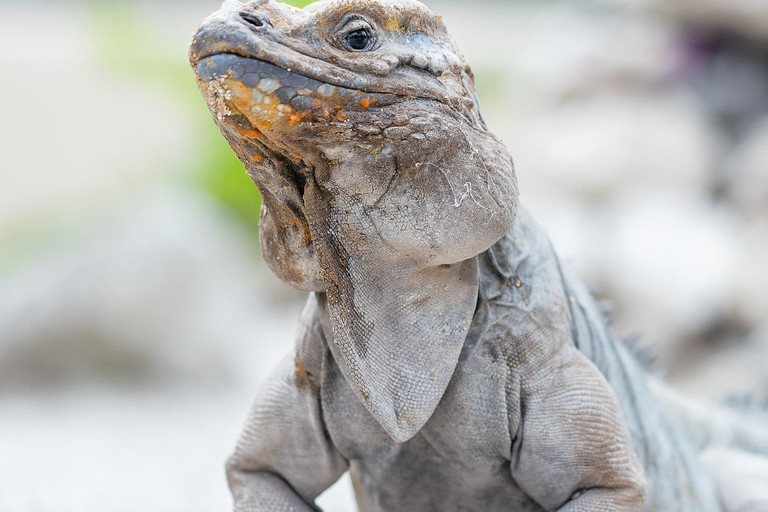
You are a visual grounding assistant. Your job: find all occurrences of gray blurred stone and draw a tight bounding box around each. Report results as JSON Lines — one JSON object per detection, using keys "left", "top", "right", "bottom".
{"left": 0, "top": 3, "right": 195, "bottom": 234}
{"left": 729, "top": 116, "right": 768, "bottom": 219}
{"left": 0, "top": 188, "right": 305, "bottom": 390}
{"left": 515, "top": 91, "right": 719, "bottom": 202}
{"left": 731, "top": 223, "right": 768, "bottom": 328}
{"left": 595, "top": 0, "right": 768, "bottom": 42}
{"left": 612, "top": 197, "right": 736, "bottom": 356}
{"left": 582, "top": 192, "right": 739, "bottom": 366}
{"left": 668, "top": 320, "right": 768, "bottom": 399}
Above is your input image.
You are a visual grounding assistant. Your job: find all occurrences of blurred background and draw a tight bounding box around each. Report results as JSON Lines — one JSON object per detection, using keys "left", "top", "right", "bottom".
{"left": 1, "top": 0, "right": 766, "bottom": 510}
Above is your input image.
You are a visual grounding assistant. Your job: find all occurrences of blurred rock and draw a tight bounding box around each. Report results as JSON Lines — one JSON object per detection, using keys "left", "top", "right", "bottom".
{"left": 595, "top": 0, "right": 768, "bottom": 43}
{"left": 600, "top": 192, "right": 740, "bottom": 364}
{"left": 669, "top": 320, "right": 768, "bottom": 399}
{"left": 0, "top": 188, "right": 305, "bottom": 391}
{"left": 728, "top": 116, "right": 768, "bottom": 219}
{"left": 0, "top": 3, "right": 196, "bottom": 234}
{"left": 675, "top": 31, "right": 768, "bottom": 145}
{"left": 439, "top": 0, "right": 677, "bottom": 136}
{"left": 515, "top": 91, "right": 719, "bottom": 201}
{"left": 731, "top": 222, "right": 768, "bottom": 328}
{"left": 545, "top": 191, "right": 740, "bottom": 367}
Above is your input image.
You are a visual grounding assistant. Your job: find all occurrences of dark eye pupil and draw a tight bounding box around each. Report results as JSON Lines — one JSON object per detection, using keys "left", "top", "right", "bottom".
{"left": 347, "top": 29, "right": 370, "bottom": 50}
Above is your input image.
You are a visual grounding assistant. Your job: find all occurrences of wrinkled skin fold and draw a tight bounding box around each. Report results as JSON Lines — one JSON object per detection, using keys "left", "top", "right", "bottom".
{"left": 190, "top": 1, "right": 768, "bottom": 511}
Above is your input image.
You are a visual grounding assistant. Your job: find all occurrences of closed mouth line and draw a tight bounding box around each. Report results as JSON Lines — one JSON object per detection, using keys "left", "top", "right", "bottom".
{"left": 197, "top": 50, "right": 439, "bottom": 104}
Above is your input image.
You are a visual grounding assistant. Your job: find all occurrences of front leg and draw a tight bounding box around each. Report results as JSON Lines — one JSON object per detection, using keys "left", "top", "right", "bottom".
{"left": 555, "top": 487, "right": 646, "bottom": 512}
{"left": 227, "top": 471, "right": 323, "bottom": 512}
{"left": 511, "top": 346, "right": 646, "bottom": 511}
{"left": 227, "top": 349, "right": 348, "bottom": 512}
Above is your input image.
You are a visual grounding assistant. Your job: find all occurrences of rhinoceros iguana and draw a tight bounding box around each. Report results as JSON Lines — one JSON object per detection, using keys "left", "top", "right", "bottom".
{"left": 188, "top": 1, "right": 768, "bottom": 510}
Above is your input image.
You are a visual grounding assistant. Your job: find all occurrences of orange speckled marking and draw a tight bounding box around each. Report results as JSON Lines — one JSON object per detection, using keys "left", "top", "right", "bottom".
{"left": 252, "top": 154, "right": 263, "bottom": 162}
{"left": 228, "top": 81, "right": 294, "bottom": 132}
{"left": 238, "top": 129, "right": 262, "bottom": 138}
{"left": 289, "top": 111, "right": 308, "bottom": 128}
{"left": 383, "top": 16, "right": 405, "bottom": 34}
{"left": 214, "top": 66, "right": 378, "bottom": 143}
{"left": 293, "top": 356, "right": 314, "bottom": 392}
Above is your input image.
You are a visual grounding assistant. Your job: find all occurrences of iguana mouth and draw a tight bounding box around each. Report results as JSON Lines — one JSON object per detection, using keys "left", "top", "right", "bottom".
{"left": 195, "top": 51, "right": 403, "bottom": 126}
{"left": 194, "top": 50, "right": 410, "bottom": 186}
{"left": 197, "top": 50, "right": 404, "bottom": 99}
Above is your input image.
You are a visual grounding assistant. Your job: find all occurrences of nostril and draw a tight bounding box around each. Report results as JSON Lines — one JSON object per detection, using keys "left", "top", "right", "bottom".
{"left": 239, "top": 11, "right": 266, "bottom": 29}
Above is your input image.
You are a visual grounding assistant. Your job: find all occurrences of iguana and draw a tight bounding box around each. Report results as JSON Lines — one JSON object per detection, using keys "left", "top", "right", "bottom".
{"left": 189, "top": 1, "right": 768, "bottom": 510}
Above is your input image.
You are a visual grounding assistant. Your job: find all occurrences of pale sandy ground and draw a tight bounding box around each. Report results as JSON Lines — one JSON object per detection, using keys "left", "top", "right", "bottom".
{"left": 1, "top": 1, "right": 766, "bottom": 510}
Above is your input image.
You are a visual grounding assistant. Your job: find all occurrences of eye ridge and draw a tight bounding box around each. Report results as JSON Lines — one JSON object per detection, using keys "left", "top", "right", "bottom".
{"left": 346, "top": 29, "right": 372, "bottom": 51}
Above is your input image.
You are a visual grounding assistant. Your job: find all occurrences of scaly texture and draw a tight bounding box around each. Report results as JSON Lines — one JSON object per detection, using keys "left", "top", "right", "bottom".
{"left": 189, "top": 1, "right": 768, "bottom": 510}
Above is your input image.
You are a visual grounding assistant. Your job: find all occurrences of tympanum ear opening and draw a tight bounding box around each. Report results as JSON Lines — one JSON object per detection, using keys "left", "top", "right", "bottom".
{"left": 305, "top": 179, "right": 479, "bottom": 442}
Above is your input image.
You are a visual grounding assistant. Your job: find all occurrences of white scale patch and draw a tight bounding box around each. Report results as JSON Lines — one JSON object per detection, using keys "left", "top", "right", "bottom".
{"left": 257, "top": 78, "right": 281, "bottom": 94}
{"left": 200, "top": 75, "right": 233, "bottom": 121}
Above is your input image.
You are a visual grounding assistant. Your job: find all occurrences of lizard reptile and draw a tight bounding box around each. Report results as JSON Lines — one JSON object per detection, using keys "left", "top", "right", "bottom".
{"left": 189, "top": 1, "right": 768, "bottom": 510}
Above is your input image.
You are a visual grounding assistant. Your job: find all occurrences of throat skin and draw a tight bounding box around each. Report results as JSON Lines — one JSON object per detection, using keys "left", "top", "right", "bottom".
{"left": 303, "top": 175, "right": 482, "bottom": 442}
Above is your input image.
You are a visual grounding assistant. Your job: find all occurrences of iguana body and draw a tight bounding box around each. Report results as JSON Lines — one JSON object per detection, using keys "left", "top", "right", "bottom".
{"left": 189, "top": 1, "right": 768, "bottom": 510}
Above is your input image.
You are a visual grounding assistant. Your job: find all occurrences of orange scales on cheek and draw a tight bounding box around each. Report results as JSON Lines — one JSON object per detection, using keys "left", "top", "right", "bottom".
{"left": 228, "top": 80, "right": 293, "bottom": 132}
{"left": 226, "top": 75, "right": 361, "bottom": 131}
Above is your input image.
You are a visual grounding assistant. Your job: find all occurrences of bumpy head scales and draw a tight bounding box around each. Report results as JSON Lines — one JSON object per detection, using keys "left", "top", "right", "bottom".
{"left": 190, "top": 0, "right": 518, "bottom": 442}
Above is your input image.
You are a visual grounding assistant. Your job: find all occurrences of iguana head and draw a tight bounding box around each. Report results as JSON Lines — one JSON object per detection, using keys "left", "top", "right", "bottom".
{"left": 191, "top": 0, "right": 518, "bottom": 442}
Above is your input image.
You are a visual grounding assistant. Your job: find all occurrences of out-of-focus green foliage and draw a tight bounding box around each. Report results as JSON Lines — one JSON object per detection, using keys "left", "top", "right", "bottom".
{"left": 285, "top": 0, "right": 318, "bottom": 6}
{"left": 82, "top": 0, "right": 331, "bottom": 234}
{"left": 471, "top": 65, "right": 508, "bottom": 110}
{"left": 85, "top": 1, "right": 270, "bottom": 234}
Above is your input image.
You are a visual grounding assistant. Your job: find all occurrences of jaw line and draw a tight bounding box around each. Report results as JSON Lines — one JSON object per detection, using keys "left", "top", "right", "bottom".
{"left": 194, "top": 45, "right": 445, "bottom": 105}
{"left": 194, "top": 51, "right": 390, "bottom": 174}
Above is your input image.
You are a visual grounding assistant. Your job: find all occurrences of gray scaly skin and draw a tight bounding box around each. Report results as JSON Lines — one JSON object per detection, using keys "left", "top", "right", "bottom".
{"left": 188, "top": 1, "right": 768, "bottom": 510}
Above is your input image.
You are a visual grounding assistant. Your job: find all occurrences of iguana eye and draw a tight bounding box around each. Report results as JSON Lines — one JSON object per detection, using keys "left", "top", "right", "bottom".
{"left": 346, "top": 29, "right": 372, "bottom": 51}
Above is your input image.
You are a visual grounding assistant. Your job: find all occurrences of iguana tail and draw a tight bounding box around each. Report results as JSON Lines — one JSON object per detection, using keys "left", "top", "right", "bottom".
{"left": 649, "top": 379, "right": 768, "bottom": 456}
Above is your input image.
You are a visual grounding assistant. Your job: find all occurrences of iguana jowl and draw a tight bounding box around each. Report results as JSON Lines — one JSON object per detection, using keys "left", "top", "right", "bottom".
{"left": 189, "top": 1, "right": 768, "bottom": 510}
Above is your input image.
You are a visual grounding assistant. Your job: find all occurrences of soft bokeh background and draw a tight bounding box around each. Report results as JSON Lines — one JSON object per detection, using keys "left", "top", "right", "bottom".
{"left": 1, "top": 0, "right": 767, "bottom": 510}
